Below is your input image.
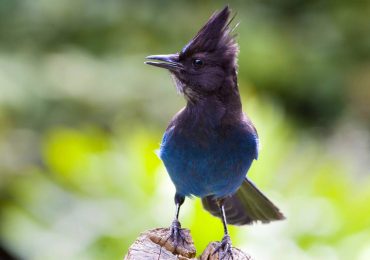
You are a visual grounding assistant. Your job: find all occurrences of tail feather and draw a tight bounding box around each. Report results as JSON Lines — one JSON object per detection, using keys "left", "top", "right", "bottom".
{"left": 202, "top": 179, "right": 285, "bottom": 225}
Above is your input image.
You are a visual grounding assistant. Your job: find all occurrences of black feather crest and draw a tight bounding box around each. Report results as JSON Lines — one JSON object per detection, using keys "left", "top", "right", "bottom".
{"left": 180, "top": 6, "right": 238, "bottom": 63}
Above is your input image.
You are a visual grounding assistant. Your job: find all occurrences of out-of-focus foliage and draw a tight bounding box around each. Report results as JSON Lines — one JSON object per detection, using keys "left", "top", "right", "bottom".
{"left": 0, "top": 1, "right": 369, "bottom": 259}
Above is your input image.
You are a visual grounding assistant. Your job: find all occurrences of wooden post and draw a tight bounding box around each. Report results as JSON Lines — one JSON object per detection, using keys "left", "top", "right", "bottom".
{"left": 124, "top": 228, "right": 253, "bottom": 260}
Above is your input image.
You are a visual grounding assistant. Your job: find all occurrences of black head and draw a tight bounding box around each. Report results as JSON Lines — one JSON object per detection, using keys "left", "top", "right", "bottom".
{"left": 145, "top": 6, "right": 239, "bottom": 103}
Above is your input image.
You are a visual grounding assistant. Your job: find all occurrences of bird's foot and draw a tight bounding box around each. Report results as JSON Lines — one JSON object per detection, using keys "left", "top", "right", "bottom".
{"left": 213, "top": 234, "right": 234, "bottom": 260}
{"left": 167, "top": 219, "right": 188, "bottom": 249}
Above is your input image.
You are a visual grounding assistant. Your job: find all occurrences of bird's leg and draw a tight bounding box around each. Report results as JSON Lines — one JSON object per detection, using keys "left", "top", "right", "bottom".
{"left": 213, "top": 199, "right": 234, "bottom": 260}
{"left": 168, "top": 193, "right": 186, "bottom": 248}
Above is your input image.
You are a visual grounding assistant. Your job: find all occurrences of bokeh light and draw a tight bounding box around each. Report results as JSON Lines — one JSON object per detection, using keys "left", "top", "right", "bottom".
{"left": 0, "top": 1, "right": 369, "bottom": 259}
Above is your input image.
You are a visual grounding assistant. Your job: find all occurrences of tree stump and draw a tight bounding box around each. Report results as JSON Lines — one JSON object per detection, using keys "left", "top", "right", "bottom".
{"left": 124, "top": 228, "right": 253, "bottom": 260}
{"left": 199, "top": 242, "right": 253, "bottom": 260}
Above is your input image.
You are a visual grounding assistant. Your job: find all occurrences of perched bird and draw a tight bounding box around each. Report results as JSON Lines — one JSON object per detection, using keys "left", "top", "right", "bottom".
{"left": 145, "top": 6, "right": 284, "bottom": 259}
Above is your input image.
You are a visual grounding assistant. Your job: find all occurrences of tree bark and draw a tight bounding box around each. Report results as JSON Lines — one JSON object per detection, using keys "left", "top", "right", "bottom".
{"left": 124, "top": 228, "right": 253, "bottom": 260}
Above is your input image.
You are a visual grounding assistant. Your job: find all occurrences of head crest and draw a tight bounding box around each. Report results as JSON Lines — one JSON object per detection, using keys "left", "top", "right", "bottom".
{"left": 180, "top": 6, "right": 238, "bottom": 60}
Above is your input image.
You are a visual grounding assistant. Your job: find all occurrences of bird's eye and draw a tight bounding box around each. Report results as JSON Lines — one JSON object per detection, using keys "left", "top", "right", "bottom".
{"left": 192, "top": 58, "right": 203, "bottom": 69}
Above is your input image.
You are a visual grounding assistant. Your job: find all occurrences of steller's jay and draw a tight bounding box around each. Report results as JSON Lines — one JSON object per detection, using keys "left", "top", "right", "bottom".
{"left": 145, "top": 6, "right": 284, "bottom": 259}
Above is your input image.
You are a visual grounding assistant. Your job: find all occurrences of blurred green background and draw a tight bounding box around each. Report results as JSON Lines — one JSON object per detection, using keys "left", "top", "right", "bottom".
{"left": 0, "top": 0, "right": 369, "bottom": 259}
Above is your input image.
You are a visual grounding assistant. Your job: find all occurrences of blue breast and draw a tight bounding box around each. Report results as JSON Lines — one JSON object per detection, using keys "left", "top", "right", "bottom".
{"left": 159, "top": 124, "right": 258, "bottom": 198}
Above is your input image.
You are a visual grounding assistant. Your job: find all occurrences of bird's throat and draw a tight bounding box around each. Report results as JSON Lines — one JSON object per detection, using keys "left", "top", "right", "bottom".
{"left": 186, "top": 96, "right": 226, "bottom": 126}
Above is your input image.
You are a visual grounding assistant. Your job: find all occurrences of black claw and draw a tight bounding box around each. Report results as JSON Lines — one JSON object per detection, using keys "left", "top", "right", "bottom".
{"left": 167, "top": 219, "right": 187, "bottom": 249}
{"left": 213, "top": 234, "right": 234, "bottom": 260}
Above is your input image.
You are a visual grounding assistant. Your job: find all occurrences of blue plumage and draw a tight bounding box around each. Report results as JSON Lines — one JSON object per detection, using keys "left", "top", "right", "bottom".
{"left": 160, "top": 120, "right": 258, "bottom": 198}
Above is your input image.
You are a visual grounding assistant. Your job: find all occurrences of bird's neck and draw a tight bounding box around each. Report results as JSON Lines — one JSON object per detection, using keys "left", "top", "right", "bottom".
{"left": 184, "top": 82, "right": 243, "bottom": 128}
{"left": 185, "top": 96, "right": 225, "bottom": 127}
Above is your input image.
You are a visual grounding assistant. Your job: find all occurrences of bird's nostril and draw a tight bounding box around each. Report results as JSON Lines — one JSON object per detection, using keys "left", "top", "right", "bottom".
{"left": 144, "top": 54, "right": 183, "bottom": 71}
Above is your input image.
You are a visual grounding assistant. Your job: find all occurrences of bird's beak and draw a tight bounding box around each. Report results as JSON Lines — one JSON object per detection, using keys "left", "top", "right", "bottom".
{"left": 145, "top": 54, "right": 183, "bottom": 71}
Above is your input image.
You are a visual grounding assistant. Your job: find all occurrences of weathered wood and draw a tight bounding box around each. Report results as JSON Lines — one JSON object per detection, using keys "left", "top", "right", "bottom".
{"left": 199, "top": 242, "right": 253, "bottom": 260}
{"left": 124, "top": 228, "right": 196, "bottom": 260}
{"left": 124, "top": 228, "right": 253, "bottom": 260}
